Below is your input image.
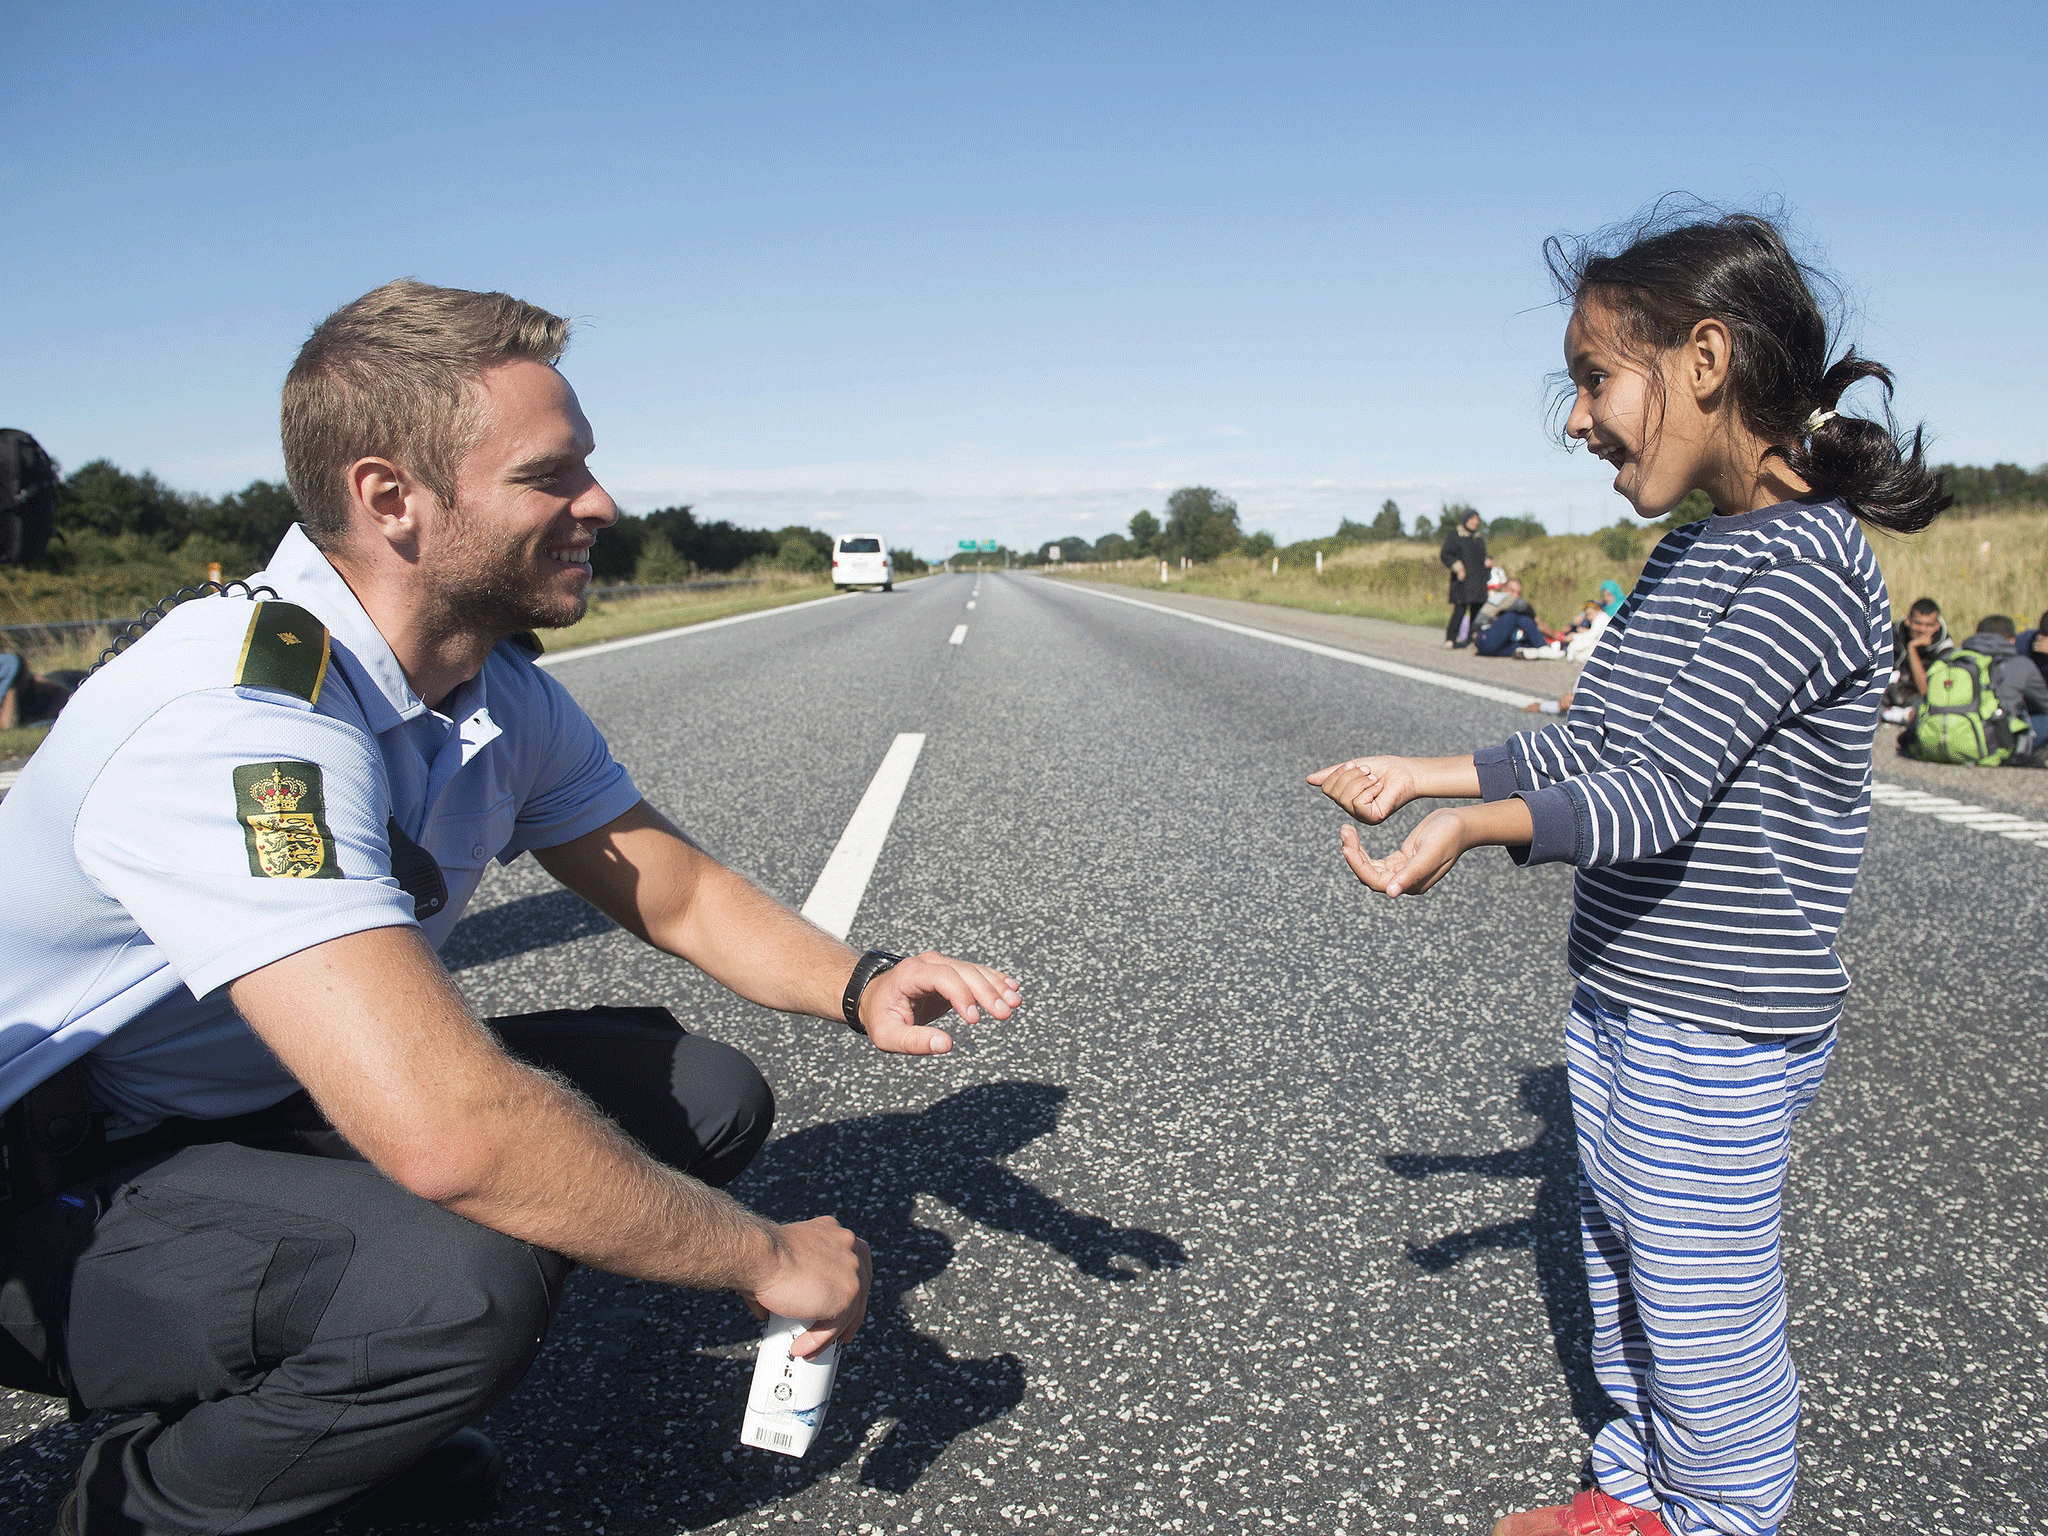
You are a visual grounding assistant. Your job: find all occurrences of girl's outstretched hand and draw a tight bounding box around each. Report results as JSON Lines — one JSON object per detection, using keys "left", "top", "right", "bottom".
{"left": 1307, "top": 756, "right": 1418, "bottom": 825}
{"left": 1339, "top": 808, "right": 1469, "bottom": 898}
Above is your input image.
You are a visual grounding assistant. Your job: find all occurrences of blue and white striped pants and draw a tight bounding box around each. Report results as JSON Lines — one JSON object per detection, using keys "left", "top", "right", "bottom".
{"left": 1566, "top": 987, "right": 1836, "bottom": 1536}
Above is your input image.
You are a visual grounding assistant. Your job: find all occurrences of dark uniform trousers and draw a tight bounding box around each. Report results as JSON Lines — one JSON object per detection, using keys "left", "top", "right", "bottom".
{"left": 0, "top": 1006, "right": 775, "bottom": 1536}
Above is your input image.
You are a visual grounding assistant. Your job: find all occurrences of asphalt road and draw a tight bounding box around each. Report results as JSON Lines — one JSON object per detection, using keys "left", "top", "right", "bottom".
{"left": 4, "top": 571, "right": 2043, "bottom": 1535}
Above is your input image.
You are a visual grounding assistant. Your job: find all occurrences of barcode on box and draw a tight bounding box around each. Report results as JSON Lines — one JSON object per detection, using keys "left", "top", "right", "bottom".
{"left": 757, "top": 1429, "right": 792, "bottom": 1450}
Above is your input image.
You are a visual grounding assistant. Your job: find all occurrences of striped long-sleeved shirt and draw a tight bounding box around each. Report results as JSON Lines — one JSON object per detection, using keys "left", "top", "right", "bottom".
{"left": 1473, "top": 497, "right": 1890, "bottom": 1035}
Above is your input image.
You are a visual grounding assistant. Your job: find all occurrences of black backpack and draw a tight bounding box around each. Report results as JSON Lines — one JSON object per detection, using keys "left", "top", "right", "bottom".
{"left": 0, "top": 429, "right": 59, "bottom": 566}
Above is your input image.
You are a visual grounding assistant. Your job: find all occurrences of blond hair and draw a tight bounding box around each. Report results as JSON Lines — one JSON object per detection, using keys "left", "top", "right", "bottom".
{"left": 281, "top": 279, "right": 570, "bottom": 548}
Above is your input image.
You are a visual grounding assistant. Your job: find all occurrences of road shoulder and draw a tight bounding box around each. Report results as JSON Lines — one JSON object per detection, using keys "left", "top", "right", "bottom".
{"left": 1044, "top": 577, "right": 2048, "bottom": 818}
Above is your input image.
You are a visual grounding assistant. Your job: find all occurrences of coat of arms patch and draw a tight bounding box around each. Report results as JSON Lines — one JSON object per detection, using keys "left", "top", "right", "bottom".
{"left": 234, "top": 762, "right": 342, "bottom": 879}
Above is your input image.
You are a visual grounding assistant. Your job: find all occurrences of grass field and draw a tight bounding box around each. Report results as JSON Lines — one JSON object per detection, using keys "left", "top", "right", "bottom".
{"left": 1057, "top": 507, "right": 2048, "bottom": 637}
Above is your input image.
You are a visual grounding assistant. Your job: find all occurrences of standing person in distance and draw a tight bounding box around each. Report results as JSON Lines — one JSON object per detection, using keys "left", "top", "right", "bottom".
{"left": 1440, "top": 508, "right": 1488, "bottom": 647}
{"left": 1309, "top": 209, "right": 1947, "bottom": 1536}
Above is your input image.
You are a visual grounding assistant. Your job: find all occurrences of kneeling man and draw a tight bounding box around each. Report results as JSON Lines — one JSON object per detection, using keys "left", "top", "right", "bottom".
{"left": 0, "top": 279, "right": 1018, "bottom": 1534}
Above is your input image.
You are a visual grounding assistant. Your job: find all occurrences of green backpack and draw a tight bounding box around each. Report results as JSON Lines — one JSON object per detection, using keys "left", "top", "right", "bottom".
{"left": 1910, "top": 650, "right": 2018, "bottom": 766}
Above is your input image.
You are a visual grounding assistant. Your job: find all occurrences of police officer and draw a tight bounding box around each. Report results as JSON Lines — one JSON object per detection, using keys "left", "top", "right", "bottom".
{"left": 0, "top": 279, "right": 1022, "bottom": 1534}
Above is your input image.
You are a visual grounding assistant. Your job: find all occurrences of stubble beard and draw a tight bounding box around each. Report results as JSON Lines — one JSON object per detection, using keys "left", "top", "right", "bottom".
{"left": 427, "top": 499, "right": 591, "bottom": 643}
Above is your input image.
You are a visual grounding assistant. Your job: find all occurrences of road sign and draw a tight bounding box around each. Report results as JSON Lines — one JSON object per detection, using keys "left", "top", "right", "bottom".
{"left": 957, "top": 540, "right": 979, "bottom": 550}
{"left": 979, "top": 540, "right": 999, "bottom": 552}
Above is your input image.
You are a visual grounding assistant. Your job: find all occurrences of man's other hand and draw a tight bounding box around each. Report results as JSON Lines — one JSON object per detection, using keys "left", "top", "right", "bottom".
{"left": 746, "top": 1216, "right": 873, "bottom": 1358}
{"left": 857, "top": 951, "right": 1021, "bottom": 1055}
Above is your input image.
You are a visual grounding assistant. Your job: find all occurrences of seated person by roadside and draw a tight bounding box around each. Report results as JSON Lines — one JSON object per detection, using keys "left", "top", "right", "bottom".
{"left": 1514, "top": 598, "right": 1613, "bottom": 662}
{"left": 0, "top": 280, "right": 1021, "bottom": 1536}
{"left": 2016, "top": 607, "right": 2048, "bottom": 742}
{"left": 0, "top": 651, "right": 81, "bottom": 732}
{"left": 1476, "top": 567, "right": 1513, "bottom": 623}
{"left": 1473, "top": 579, "right": 1549, "bottom": 656}
{"left": 1900, "top": 613, "right": 2048, "bottom": 767}
{"left": 1881, "top": 596, "right": 1953, "bottom": 724}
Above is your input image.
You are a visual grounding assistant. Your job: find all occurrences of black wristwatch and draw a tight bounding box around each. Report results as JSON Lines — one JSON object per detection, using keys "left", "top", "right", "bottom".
{"left": 841, "top": 950, "right": 906, "bottom": 1034}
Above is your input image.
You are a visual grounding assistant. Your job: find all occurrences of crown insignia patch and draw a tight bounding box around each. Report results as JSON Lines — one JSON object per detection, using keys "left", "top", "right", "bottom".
{"left": 234, "top": 762, "right": 341, "bottom": 879}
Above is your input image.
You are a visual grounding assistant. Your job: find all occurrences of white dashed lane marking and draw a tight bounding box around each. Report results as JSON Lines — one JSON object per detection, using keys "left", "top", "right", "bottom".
{"left": 949, "top": 624, "right": 968, "bottom": 646}
{"left": 799, "top": 732, "right": 927, "bottom": 941}
{"left": 966, "top": 601, "right": 976, "bottom": 610}
{"left": 1869, "top": 782, "right": 2048, "bottom": 846}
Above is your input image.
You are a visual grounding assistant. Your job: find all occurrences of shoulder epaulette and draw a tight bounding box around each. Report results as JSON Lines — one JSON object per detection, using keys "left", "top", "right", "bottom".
{"left": 233, "top": 601, "right": 331, "bottom": 704}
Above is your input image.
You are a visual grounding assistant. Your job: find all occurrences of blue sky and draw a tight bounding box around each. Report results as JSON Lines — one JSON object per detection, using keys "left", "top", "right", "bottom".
{"left": 6, "top": 1, "right": 2044, "bottom": 555}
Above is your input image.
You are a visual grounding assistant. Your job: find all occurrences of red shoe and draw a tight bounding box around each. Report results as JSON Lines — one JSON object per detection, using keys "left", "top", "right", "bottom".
{"left": 1492, "top": 1488, "right": 1671, "bottom": 1536}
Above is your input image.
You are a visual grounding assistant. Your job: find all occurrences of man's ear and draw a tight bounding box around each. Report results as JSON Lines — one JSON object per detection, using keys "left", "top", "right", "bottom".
{"left": 344, "top": 457, "right": 436, "bottom": 552}
{"left": 1685, "top": 318, "right": 1735, "bottom": 402}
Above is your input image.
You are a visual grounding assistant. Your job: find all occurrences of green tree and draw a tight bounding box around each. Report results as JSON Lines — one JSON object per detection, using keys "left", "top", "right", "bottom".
{"left": 1595, "top": 521, "right": 1641, "bottom": 561}
{"left": 1093, "top": 531, "right": 1133, "bottom": 561}
{"left": 1935, "top": 461, "right": 2048, "bottom": 507}
{"left": 57, "top": 459, "right": 193, "bottom": 541}
{"left": 889, "top": 547, "right": 929, "bottom": 575}
{"left": 197, "top": 480, "right": 301, "bottom": 563}
{"left": 633, "top": 531, "right": 693, "bottom": 584}
{"left": 1487, "top": 514, "right": 1549, "bottom": 542}
{"left": 589, "top": 512, "right": 647, "bottom": 581}
{"left": 1334, "top": 518, "right": 1371, "bottom": 545}
{"left": 1128, "top": 509, "right": 1161, "bottom": 554}
{"left": 1655, "top": 489, "right": 1714, "bottom": 528}
{"left": 1369, "top": 500, "right": 1403, "bottom": 541}
{"left": 1162, "top": 486, "right": 1242, "bottom": 562}
{"left": 1046, "top": 535, "right": 1092, "bottom": 563}
{"left": 1241, "top": 530, "right": 1276, "bottom": 559}
{"left": 773, "top": 530, "right": 827, "bottom": 572}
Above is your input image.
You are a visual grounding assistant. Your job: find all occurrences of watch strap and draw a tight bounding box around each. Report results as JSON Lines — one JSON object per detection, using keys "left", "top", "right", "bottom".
{"left": 842, "top": 950, "right": 906, "bottom": 1034}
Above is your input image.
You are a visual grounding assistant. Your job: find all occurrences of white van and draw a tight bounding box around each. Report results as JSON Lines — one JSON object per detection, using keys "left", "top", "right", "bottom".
{"left": 832, "top": 535, "right": 893, "bottom": 591}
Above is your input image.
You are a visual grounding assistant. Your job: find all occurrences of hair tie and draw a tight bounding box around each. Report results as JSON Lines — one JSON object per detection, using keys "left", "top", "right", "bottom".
{"left": 1802, "top": 408, "right": 1838, "bottom": 435}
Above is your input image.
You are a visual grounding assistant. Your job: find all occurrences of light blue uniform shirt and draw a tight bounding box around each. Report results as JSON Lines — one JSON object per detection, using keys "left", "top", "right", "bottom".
{"left": 0, "top": 526, "right": 641, "bottom": 1121}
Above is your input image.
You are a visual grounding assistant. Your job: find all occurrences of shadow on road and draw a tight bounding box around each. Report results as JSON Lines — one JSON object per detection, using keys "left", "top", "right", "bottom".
{"left": 739, "top": 1080, "right": 1186, "bottom": 1492}
{"left": 1, "top": 1082, "right": 1185, "bottom": 1536}
{"left": 439, "top": 890, "right": 615, "bottom": 972}
{"left": 1383, "top": 1065, "right": 1618, "bottom": 1434}
{"left": 313, "top": 1078, "right": 1188, "bottom": 1534}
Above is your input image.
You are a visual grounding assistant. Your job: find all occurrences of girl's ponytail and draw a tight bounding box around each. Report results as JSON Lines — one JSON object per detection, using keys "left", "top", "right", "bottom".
{"left": 1548, "top": 200, "right": 1951, "bottom": 536}
{"left": 1793, "top": 353, "right": 1948, "bottom": 534}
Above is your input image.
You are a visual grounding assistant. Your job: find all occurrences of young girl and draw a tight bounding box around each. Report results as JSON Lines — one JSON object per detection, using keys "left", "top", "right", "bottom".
{"left": 1309, "top": 210, "right": 1947, "bottom": 1536}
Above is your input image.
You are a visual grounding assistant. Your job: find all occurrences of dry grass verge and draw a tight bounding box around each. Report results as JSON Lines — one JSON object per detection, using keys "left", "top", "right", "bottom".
{"left": 0, "top": 576, "right": 839, "bottom": 767}
{"left": 536, "top": 575, "right": 835, "bottom": 651}
{"left": 1058, "top": 508, "right": 2048, "bottom": 636}
{"left": 1059, "top": 534, "right": 1648, "bottom": 631}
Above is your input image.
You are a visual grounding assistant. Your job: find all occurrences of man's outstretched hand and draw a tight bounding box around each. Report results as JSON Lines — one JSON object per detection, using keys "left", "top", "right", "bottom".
{"left": 857, "top": 950, "right": 1021, "bottom": 1055}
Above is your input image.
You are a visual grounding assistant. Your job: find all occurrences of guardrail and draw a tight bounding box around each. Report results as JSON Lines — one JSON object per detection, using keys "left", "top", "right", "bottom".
{"left": 0, "top": 576, "right": 773, "bottom": 645}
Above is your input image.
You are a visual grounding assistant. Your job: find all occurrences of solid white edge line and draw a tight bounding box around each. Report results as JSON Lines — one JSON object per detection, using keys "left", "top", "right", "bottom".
{"left": 535, "top": 592, "right": 852, "bottom": 668}
{"left": 799, "top": 733, "right": 927, "bottom": 941}
{"left": 1053, "top": 579, "right": 1543, "bottom": 707}
{"left": 1049, "top": 579, "right": 2048, "bottom": 853}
